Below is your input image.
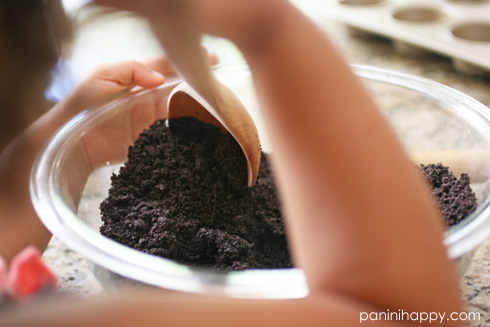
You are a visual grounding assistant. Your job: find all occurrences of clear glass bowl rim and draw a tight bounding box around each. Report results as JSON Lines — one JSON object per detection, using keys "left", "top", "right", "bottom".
{"left": 30, "top": 64, "right": 490, "bottom": 298}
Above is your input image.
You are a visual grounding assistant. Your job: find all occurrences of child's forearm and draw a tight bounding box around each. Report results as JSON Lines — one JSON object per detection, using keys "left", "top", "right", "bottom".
{"left": 0, "top": 291, "right": 399, "bottom": 327}
{"left": 233, "top": 2, "right": 462, "bottom": 317}
{"left": 0, "top": 105, "right": 74, "bottom": 262}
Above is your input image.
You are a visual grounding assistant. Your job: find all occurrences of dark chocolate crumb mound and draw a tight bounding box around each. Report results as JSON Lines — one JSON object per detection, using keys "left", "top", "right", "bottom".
{"left": 418, "top": 163, "right": 477, "bottom": 227}
{"left": 100, "top": 117, "right": 291, "bottom": 271}
{"left": 100, "top": 116, "right": 478, "bottom": 271}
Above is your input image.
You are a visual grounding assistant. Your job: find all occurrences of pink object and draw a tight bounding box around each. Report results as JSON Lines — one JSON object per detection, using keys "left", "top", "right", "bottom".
{"left": 0, "top": 257, "right": 7, "bottom": 295}
{"left": 7, "top": 246, "right": 57, "bottom": 300}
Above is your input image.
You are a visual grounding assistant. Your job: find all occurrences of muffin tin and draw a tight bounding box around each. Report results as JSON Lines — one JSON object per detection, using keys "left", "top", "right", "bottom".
{"left": 320, "top": 0, "right": 490, "bottom": 76}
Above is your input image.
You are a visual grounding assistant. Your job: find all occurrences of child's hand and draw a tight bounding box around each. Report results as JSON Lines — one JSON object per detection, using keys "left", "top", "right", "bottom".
{"left": 54, "top": 53, "right": 217, "bottom": 120}
{"left": 0, "top": 55, "right": 222, "bottom": 263}
{"left": 55, "top": 57, "right": 174, "bottom": 118}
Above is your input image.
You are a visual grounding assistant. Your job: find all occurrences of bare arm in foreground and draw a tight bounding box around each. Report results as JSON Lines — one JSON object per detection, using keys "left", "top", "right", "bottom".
{"left": 0, "top": 1, "right": 463, "bottom": 326}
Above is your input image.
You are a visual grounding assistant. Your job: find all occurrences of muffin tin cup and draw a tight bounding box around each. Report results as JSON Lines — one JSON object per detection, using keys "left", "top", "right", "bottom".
{"left": 320, "top": 0, "right": 490, "bottom": 76}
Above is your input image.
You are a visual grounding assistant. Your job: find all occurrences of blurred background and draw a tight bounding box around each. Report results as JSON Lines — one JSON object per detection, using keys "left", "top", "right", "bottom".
{"left": 49, "top": 0, "right": 489, "bottom": 107}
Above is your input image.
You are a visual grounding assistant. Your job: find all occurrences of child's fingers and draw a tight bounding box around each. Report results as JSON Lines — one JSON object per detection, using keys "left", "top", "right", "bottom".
{"left": 92, "top": 51, "right": 217, "bottom": 89}
{"left": 128, "top": 60, "right": 166, "bottom": 87}
{"left": 141, "top": 56, "right": 178, "bottom": 76}
{"left": 142, "top": 50, "right": 219, "bottom": 77}
{"left": 88, "top": 60, "right": 165, "bottom": 88}
{"left": 198, "top": 46, "right": 219, "bottom": 66}
{"left": 204, "top": 50, "right": 219, "bottom": 66}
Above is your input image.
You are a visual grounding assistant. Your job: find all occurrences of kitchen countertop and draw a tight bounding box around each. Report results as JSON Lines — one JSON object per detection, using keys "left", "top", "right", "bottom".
{"left": 42, "top": 4, "right": 490, "bottom": 325}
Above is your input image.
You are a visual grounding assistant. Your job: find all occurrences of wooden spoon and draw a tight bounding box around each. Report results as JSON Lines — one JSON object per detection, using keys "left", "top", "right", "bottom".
{"left": 152, "top": 9, "right": 261, "bottom": 187}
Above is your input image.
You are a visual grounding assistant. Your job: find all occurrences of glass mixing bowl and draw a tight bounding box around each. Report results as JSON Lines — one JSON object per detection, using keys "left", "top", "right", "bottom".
{"left": 31, "top": 64, "right": 490, "bottom": 299}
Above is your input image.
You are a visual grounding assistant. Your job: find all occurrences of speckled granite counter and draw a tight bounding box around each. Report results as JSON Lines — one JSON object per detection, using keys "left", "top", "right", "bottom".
{"left": 42, "top": 6, "right": 490, "bottom": 326}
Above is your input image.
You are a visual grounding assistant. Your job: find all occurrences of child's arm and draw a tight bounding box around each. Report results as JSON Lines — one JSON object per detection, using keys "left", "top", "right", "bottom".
{"left": 0, "top": 57, "right": 178, "bottom": 263}
{"left": 231, "top": 4, "right": 463, "bottom": 316}
{"left": 119, "top": 0, "right": 463, "bottom": 319}
{"left": 1, "top": 290, "right": 401, "bottom": 327}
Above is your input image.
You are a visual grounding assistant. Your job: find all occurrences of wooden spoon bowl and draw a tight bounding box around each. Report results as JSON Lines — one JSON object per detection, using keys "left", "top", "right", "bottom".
{"left": 168, "top": 81, "right": 261, "bottom": 187}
